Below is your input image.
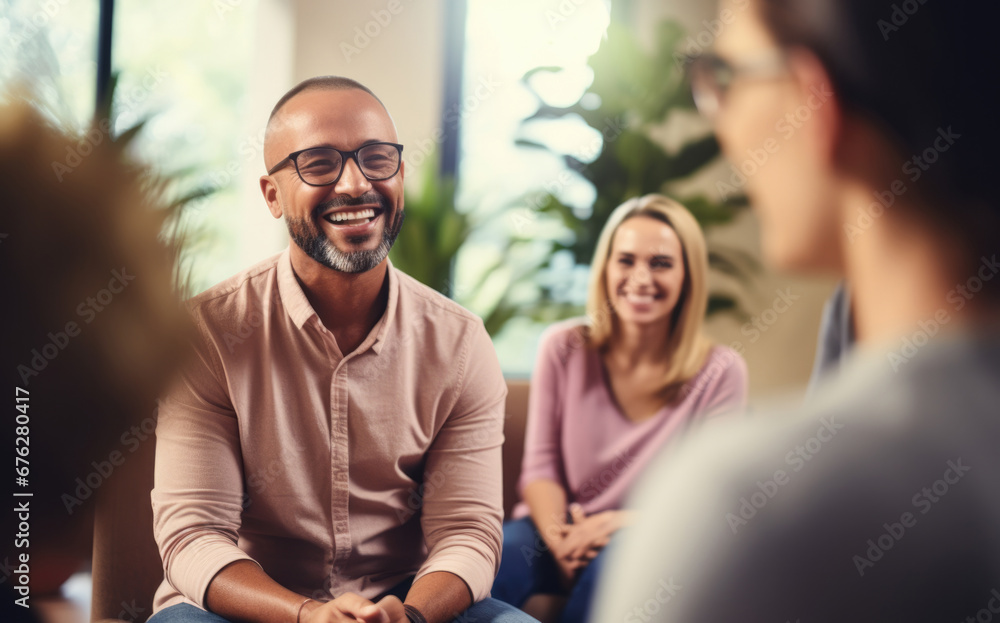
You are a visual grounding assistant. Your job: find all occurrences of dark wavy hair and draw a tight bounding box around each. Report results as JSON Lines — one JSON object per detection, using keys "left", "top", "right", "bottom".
{"left": 756, "top": 0, "right": 999, "bottom": 258}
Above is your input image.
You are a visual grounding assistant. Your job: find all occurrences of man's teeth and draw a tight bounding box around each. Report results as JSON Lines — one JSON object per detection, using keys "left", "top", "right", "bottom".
{"left": 326, "top": 208, "right": 376, "bottom": 223}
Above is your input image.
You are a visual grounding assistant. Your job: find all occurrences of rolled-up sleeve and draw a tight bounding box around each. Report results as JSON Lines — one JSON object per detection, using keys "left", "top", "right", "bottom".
{"left": 414, "top": 320, "right": 506, "bottom": 602}
{"left": 151, "top": 322, "right": 257, "bottom": 607}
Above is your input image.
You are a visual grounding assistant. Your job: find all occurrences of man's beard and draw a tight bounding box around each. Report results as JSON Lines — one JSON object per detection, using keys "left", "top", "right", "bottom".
{"left": 285, "top": 191, "right": 404, "bottom": 274}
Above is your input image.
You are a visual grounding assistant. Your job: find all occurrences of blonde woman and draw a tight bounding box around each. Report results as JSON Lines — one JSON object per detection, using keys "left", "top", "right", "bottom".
{"left": 492, "top": 194, "right": 748, "bottom": 622}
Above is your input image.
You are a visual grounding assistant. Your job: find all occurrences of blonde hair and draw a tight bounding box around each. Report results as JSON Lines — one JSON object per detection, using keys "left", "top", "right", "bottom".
{"left": 585, "top": 194, "right": 713, "bottom": 400}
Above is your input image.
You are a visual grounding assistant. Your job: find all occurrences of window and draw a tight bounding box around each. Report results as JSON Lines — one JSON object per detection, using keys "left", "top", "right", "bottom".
{"left": 458, "top": 0, "right": 611, "bottom": 375}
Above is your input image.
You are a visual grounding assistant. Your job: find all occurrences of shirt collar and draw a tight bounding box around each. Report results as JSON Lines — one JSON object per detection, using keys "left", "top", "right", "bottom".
{"left": 370, "top": 258, "right": 398, "bottom": 355}
{"left": 277, "top": 247, "right": 317, "bottom": 330}
{"left": 276, "top": 247, "right": 399, "bottom": 355}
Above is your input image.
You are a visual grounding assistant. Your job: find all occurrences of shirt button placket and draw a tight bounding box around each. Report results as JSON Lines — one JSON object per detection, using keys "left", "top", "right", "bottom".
{"left": 331, "top": 361, "right": 352, "bottom": 569}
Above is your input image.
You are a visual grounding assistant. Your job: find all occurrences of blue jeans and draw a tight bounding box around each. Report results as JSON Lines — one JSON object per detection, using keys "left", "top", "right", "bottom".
{"left": 491, "top": 517, "right": 607, "bottom": 623}
{"left": 148, "top": 597, "right": 539, "bottom": 623}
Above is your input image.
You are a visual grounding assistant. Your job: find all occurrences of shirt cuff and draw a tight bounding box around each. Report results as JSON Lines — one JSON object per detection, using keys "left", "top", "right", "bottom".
{"left": 167, "top": 537, "right": 260, "bottom": 609}
{"left": 414, "top": 547, "right": 497, "bottom": 603}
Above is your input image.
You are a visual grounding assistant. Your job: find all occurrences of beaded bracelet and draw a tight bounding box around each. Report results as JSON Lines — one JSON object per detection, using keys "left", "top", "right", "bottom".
{"left": 404, "top": 604, "right": 428, "bottom": 623}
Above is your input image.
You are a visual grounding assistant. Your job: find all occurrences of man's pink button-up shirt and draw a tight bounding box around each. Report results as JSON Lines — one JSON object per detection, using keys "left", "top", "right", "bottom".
{"left": 151, "top": 249, "right": 506, "bottom": 614}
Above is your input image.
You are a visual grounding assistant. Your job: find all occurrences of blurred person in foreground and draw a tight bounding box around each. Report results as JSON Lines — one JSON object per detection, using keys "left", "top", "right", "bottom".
{"left": 491, "top": 194, "right": 747, "bottom": 621}
{"left": 147, "top": 76, "right": 535, "bottom": 623}
{"left": 593, "top": 1, "right": 1000, "bottom": 621}
{"left": 0, "top": 100, "right": 191, "bottom": 622}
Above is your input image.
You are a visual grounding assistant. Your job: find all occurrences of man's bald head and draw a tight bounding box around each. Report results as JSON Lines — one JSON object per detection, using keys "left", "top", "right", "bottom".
{"left": 268, "top": 75, "right": 386, "bottom": 122}
{"left": 264, "top": 76, "right": 391, "bottom": 168}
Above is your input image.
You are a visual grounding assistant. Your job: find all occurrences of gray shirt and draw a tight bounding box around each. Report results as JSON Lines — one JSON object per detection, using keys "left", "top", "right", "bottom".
{"left": 593, "top": 329, "right": 1000, "bottom": 622}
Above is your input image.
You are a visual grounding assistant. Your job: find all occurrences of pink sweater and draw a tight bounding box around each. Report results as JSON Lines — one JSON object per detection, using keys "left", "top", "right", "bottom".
{"left": 513, "top": 319, "right": 748, "bottom": 519}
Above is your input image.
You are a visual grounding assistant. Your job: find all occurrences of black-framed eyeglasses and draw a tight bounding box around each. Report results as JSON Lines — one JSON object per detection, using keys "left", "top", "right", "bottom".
{"left": 266, "top": 142, "right": 404, "bottom": 187}
{"left": 684, "top": 51, "right": 788, "bottom": 120}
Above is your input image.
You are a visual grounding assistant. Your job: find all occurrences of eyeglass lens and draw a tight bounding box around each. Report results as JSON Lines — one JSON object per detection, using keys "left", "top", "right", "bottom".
{"left": 295, "top": 144, "right": 400, "bottom": 185}
{"left": 690, "top": 56, "right": 734, "bottom": 119}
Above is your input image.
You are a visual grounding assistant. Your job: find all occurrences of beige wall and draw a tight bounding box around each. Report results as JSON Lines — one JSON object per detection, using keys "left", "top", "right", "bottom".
{"left": 292, "top": 0, "right": 446, "bottom": 192}
{"left": 234, "top": 0, "right": 297, "bottom": 266}
{"left": 702, "top": 213, "right": 838, "bottom": 404}
{"left": 239, "top": 0, "right": 839, "bottom": 405}
{"left": 235, "top": 0, "right": 447, "bottom": 266}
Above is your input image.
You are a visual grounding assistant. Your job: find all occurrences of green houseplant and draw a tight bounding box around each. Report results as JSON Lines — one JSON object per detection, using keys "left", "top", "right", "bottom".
{"left": 384, "top": 18, "right": 757, "bottom": 337}
{"left": 511, "top": 18, "right": 756, "bottom": 317}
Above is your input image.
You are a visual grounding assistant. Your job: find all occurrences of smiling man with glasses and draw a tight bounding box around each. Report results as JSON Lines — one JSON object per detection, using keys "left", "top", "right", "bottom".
{"left": 148, "top": 76, "right": 534, "bottom": 623}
